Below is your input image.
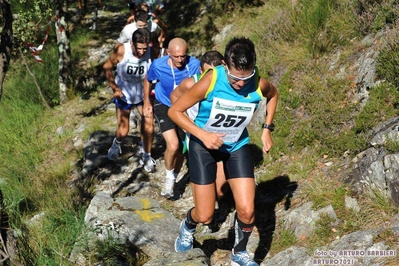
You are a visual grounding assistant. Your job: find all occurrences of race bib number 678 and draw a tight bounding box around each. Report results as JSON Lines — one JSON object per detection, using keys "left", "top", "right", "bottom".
{"left": 203, "top": 97, "right": 256, "bottom": 142}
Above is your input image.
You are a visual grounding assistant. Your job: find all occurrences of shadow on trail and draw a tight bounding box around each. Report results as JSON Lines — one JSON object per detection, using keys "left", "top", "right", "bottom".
{"left": 74, "top": 129, "right": 163, "bottom": 198}
{"left": 189, "top": 140, "right": 297, "bottom": 263}
{"left": 198, "top": 175, "right": 297, "bottom": 263}
{"left": 254, "top": 175, "right": 298, "bottom": 263}
{"left": 171, "top": 170, "right": 191, "bottom": 201}
{"left": 111, "top": 167, "right": 146, "bottom": 197}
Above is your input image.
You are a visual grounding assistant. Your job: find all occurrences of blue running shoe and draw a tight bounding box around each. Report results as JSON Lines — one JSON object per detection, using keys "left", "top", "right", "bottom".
{"left": 139, "top": 156, "right": 156, "bottom": 172}
{"left": 231, "top": 249, "right": 258, "bottom": 266}
{"left": 108, "top": 139, "right": 121, "bottom": 161}
{"left": 175, "top": 219, "right": 195, "bottom": 252}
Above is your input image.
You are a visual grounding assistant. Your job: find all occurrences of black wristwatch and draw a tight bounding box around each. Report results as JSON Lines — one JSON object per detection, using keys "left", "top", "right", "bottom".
{"left": 262, "top": 123, "right": 275, "bottom": 132}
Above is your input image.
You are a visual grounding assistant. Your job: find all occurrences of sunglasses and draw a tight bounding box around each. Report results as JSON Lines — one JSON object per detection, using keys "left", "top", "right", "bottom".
{"left": 225, "top": 66, "right": 255, "bottom": 82}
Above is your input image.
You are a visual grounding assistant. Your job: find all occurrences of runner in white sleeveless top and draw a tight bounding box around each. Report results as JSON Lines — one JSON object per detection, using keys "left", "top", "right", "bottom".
{"left": 103, "top": 28, "right": 156, "bottom": 173}
{"left": 114, "top": 42, "right": 151, "bottom": 104}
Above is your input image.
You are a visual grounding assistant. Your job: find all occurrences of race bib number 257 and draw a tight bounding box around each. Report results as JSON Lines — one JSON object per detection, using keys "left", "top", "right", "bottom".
{"left": 203, "top": 97, "right": 256, "bottom": 142}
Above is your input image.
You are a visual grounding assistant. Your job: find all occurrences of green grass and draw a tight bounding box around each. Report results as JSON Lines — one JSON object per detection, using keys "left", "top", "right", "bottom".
{"left": 92, "top": 237, "right": 149, "bottom": 265}
{"left": 269, "top": 217, "right": 298, "bottom": 255}
{"left": 0, "top": 85, "right": 45, "bottom": 218}
{"left": 0, "top": 75, "right": 88, "bottom": 264}
{"left": 385, "top": 139, "right": 399, "bottom": 153}
{"left": 355, "top": 82, "right": 399, "bottom": 133}
{"left": 0, "top": 12, "right": 102, "bottom": 266}
{"left": 307, "top": 213, "right": 339, "bottom": 249}
{"left": 376, "top": 25, "right": 399, "bottom": 89}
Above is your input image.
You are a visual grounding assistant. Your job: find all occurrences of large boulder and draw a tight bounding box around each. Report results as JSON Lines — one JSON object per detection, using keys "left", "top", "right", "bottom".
{"left": 347, "top": 116, "right": 399, "bottom": 205}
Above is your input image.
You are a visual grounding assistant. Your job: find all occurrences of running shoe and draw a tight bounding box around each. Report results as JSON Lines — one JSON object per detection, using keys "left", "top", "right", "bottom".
{"left": 108, "top": 139, "right": 121, "bottom": 161}
{"left": 161, "top": 176, "right": 175, "bottom": 198}
{"left": 175, "top": 219, "right": 195, "bottom": 252}
{"left": 231, "top": 249, "right": 258, "bottom": 266}
{"left": 139, "top": 156, "right": 156, "bottom": 172}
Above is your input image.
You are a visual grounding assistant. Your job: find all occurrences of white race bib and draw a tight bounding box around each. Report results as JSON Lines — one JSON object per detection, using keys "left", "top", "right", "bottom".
{"left": 203, "top": 97, "right": 256, "bottom": 142}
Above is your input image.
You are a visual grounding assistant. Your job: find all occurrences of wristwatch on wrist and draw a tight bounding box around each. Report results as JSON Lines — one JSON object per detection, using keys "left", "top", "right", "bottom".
{"left": 262, "top": 123, "right": 275, "bottom": 132}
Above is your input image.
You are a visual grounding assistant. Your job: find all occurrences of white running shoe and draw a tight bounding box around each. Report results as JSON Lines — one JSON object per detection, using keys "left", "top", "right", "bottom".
{"left": 161, "top": 176, "right": 175, "bottom": 198}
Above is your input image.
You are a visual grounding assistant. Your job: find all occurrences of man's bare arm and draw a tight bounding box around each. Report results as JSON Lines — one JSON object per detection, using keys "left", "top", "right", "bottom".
{"left": 103, "top": 45, "right": 124, "bottom": 98}
{"left": 170, "top": 77, "right": 194, "bottom": 104}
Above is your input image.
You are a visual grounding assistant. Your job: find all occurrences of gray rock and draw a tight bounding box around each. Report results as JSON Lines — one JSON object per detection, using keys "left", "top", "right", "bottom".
{"left": 70, "top": 193, "right": 181, "bottom": 264}
{"left": 56, "top": 126, "right": 64, "bottom": 135}
{"left": 330, "top": 230, "right": 376, "bottom": 251}
{"left": 370, "top": 116, "right": 399, "bottom": 146}
{"left": 345, "top": 196, "right": 360, "bottom": 213}
{"left": 283, "top": 202, "right": 339, "bottom": 239}
{"left": 74, "top": 124, "right": 86, "bottom": 134}
{"left": 143, "top": 248, "right": 209, "bottom": 266}
{"left": 260, "top": 246, "right": 312, "bottom": 266}
{"left": 348, "top": 117, "right": 399, "bottom": 205}
{"left": 212, "top": 24, "right": 233, "bottom": 44}
{"left": 84, "top": 193, "right": 180, "bottom": 258}
{"left": 262, "top": 228, "right": 397, "bottom": 266}
{"left": 72, "top": 136, "right": 84, "bottom": 149}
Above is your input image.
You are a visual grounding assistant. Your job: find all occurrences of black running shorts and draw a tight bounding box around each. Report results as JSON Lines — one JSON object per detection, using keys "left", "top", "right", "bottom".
{"left": 188, "top": 139, "right": 254, "bottom": 185}
{"left": 153, "top": 98, "right": 185, "bottom": 141}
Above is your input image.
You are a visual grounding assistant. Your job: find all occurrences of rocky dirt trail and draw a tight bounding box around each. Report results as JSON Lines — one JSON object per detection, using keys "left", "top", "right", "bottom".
{"left": 64, "top": 3, "right": 299, "bottom": 265}
{"left": 60, "top": 2, "right": 399, "bottom": 266}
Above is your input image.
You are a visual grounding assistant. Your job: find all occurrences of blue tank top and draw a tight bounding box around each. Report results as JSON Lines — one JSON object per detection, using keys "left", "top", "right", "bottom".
{"left": 147, "top": 56, "right": 201, "bottom": 106}
{"left": 193, "top": 65, "right": 263, "bottom": 153}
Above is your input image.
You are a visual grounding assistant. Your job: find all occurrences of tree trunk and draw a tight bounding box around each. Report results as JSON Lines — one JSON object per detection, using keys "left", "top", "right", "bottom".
{"left": 0, "top": 0, "right": 13, "bottom": 101}
{"left": 55, "top": 0, "right": 72, "bottom": 104}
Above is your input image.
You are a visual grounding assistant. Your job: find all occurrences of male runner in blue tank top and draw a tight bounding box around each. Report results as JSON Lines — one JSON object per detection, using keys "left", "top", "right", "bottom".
{"left": 169, "top": 37, "right": 278, "bottom": 266}
{"left": 143, "top": 37, "right": 200, "bottom": 199}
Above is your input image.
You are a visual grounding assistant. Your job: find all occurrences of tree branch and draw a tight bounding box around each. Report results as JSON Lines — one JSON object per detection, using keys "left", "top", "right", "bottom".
{"left": 19, "top": 47, "right": 51, "bottom": 109}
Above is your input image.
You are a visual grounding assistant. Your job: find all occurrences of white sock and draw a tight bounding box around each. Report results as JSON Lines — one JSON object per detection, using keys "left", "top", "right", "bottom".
{"left": 166, "top": 168, "right": 175, "bottom": 180}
